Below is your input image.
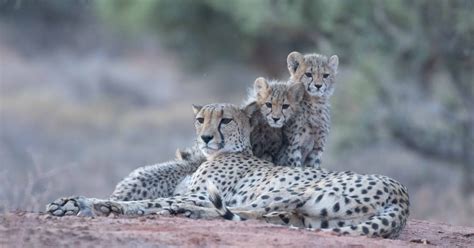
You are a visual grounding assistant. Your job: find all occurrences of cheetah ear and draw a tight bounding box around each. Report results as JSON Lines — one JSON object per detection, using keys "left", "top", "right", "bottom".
{"left": 175, "top": 148, "right": 191, "bottom": 161}
{"left": 192, "top": 104, "right": 203, "bottom": 115}
{"left": 254, "top": 77, "right": 269, "bottom": 94}
{"left": 328, "top": 55, "right": 339, "bottom": 73}
{"left": 175, "top": 148, "right": 185, "bottom": 160}
{"left": 242, "top": 101, "right": 258, "bottom": 118}
{"left": 288, "top": 82, "right": 305, "bottom": 103}
{"left": 287, "top": 51, "right": 304, "bottom": 76}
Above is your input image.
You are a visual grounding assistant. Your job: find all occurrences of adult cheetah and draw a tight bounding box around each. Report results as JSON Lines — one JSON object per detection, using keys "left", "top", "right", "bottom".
{"left": 47, "top": 103, "right": 409, "bottom": 238}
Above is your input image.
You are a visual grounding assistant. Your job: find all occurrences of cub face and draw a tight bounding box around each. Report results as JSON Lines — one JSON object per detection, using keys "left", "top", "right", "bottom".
{"left": 192, "top": 103, "right": 255, "bottom": 157}
{"left": 254, "top": 77, "right": 304, "bottom": 128}
{"left": 287, "top": 51, "right": 339, "bottom": 99}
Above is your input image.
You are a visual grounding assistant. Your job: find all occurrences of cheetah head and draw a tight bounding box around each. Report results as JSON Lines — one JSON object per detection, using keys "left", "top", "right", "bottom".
{"left": 192, "top": 103, "right": 255, "bottom": 158}
{"left": 287, "top": 51, "right": 338, "bottom": 99}
{"left": 254, "top": 77, "right": 304, "bottom": 128}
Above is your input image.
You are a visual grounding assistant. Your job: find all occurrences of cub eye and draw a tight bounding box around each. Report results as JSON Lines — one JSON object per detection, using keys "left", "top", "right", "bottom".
{"left": 265, "top": 102, "right": 272, "bottom": 108}
{"left": 282, "top": 104, "right": 290, "bottom": 109}
{"left": 323, "top": 73, "right": 330, "bottom": 78}
{"left": 221, "top": 118, "right": 233, "bottom": 124}
{"left": 196, "top": 117, "right": 204, "bottom": 124}
{"left": 305, "top": 73, "right": 312, "bottom": 78}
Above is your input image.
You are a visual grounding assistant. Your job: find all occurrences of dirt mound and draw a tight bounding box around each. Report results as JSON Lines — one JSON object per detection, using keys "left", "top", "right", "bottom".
{"left": 1, "top": 212, "right": 473, "bottom": 247}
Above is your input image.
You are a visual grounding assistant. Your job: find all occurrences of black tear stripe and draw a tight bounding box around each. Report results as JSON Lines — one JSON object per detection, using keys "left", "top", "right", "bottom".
{"left": 237, "top": 120, "right": 246, "bottom": 150}
{"left": 217, "top": 109, "right": 225, "bottom": 149}
{"left": 282, "top": 110, "right": 287, "bottom": 121}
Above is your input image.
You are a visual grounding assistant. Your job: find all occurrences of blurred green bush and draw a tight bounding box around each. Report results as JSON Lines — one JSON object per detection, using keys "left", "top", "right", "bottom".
{"left": 95, "top": 0, "right": 474, "bottom": 191}
{"left": 1, "top": 0, "right": 472, "bottom": 192}
{"left": 95, "top": 0, "right": 472, "bottom": 76}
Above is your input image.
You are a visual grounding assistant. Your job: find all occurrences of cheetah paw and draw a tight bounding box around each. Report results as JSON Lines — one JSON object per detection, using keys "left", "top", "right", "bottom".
{"left": 92, "top": 201, "right": 125, "bottom": 216}
{"left": 167, "top": 203, "right": 219, "bottom": 219}
{"left": 46, "top": 196, "right": 94, "bottom": 217}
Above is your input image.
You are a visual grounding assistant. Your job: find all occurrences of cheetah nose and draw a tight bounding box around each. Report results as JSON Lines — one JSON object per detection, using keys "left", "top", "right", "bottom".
{"left": 272, "top": 117, "right": 280, "bottom": 122}
{"left": 315, "top": 84, "right": 322, "bottom": 89}
{"left": 201, "top": 135, "right": 214, "bottom": 144}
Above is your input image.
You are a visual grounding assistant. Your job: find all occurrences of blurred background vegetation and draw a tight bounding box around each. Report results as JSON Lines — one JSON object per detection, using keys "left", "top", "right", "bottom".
{"left": 0, "top": 0, "right": 473, "bottom": 226}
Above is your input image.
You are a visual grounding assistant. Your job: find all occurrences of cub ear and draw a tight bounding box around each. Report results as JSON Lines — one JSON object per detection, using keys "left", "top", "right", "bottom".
{"left": 175, "top": 148, "right": 191, "bottom": 161}
{"left": 254, "top": 77, "right": 269, "bottom": 94}
{"left": 287, "top": 82, "right": 305, "bottom": 103}
{"left": 328, "top": 55, "right": 339, "bottom": 73}
{"left": 192, "top": 104, "right": 203, "bottom": 115}
{"left": 287, "top": 51, "right": 304, "bottom": 76}
{"left": 242, "top": 101, "right": 258, "bottom": 118}
{"left": 175, "top": 148, "right": 185, "bottom": 160}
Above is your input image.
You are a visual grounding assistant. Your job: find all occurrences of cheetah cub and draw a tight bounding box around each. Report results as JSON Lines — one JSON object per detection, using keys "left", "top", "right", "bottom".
{"left": 247, "top": 77, "right": 305, "bottom": 163}
{"left": 278, "top": 51, "right": 339, "bottom": 168}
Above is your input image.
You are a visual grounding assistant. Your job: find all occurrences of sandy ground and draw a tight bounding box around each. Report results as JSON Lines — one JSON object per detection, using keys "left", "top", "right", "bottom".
{"left": 1, "top": 212, "right": 473, "bottom": 247}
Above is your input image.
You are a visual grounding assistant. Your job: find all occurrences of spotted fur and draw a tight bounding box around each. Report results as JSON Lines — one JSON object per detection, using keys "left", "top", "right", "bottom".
{"left": 48, "top": 103, "right": 409, "bottom": 239}
{"left": 247, "top": 77, "right": 304, "bottom": 163}
{"left": 109, "top": 157, "right": 204, "bottom": 201}
{"left": 277, "top": 51, "right": 339, "bottom": 168}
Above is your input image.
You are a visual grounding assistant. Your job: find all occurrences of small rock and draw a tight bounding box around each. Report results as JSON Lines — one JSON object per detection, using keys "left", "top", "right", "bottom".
{"left": 410, "top": 238, "right": 431, "bottom": 245}
{"left": 42, "top": 215, "right": 53, "bottom": 220}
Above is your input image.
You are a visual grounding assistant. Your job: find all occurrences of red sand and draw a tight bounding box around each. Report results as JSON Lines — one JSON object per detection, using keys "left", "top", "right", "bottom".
{"left": 1, "top": 212, "right": 473, "bottom": 247}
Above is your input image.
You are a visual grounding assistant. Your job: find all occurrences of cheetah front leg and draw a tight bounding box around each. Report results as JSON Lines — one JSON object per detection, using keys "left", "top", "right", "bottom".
{"left": 277, "top": 144, "right": 303, "bottom": 167}
{"left": 277, "top": 127, "right": 309, "bottom": 167}
{"left": 47, "top": 196, "right": 187, "bottom": 217}
{"left": 304, "top": 129, "right": 327, "bottom": 168}
{"left": 288, "top": 149, "right": 303, "bottom": 167}
{"left": 166, "top": 203, "right": 222, "bottom": 219}
{"left": 46, "top": 196, "right": 111, "bottom": 217}
{"left": 304, "top": 150, "right": 322, "bottom": 169}
{"left": 92, "top": 193, "right": 213, "bottom": 217}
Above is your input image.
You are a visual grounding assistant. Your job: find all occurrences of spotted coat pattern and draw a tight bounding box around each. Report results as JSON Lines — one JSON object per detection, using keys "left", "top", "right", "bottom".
{"left": 47, "top": 103, "right": 410, "bottom": 239}
{"left": 247, "top": 78, "right": 304, "bottom": 163}
{"left": 278, "top": 51, "right": 339, "bottom": 168}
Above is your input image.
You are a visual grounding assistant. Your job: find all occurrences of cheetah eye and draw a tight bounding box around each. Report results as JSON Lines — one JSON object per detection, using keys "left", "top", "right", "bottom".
{"left": 196, "top": 117, "right": 204, "bottom": 124}
{"left": 323, "top": 73, "right": 330, "bottom": 79}
{"left": 282, "top": 104, "right": 290, "bottom": 109}
{"left": 305, "top": 73, "right": 312, "bottom": 78}
{"left": 221, "top": 118, "right": 233, "bottom": 125}
{"left": 265, "top": 102, "right": 272, "bottom": 108}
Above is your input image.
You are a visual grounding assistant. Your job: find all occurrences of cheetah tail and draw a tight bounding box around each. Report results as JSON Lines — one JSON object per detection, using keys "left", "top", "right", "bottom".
{"left": 206, "top": 180, "right": 245, "bottom": 221}
{"left": 320, "top": 204, "right": 408, "bottom": 238}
